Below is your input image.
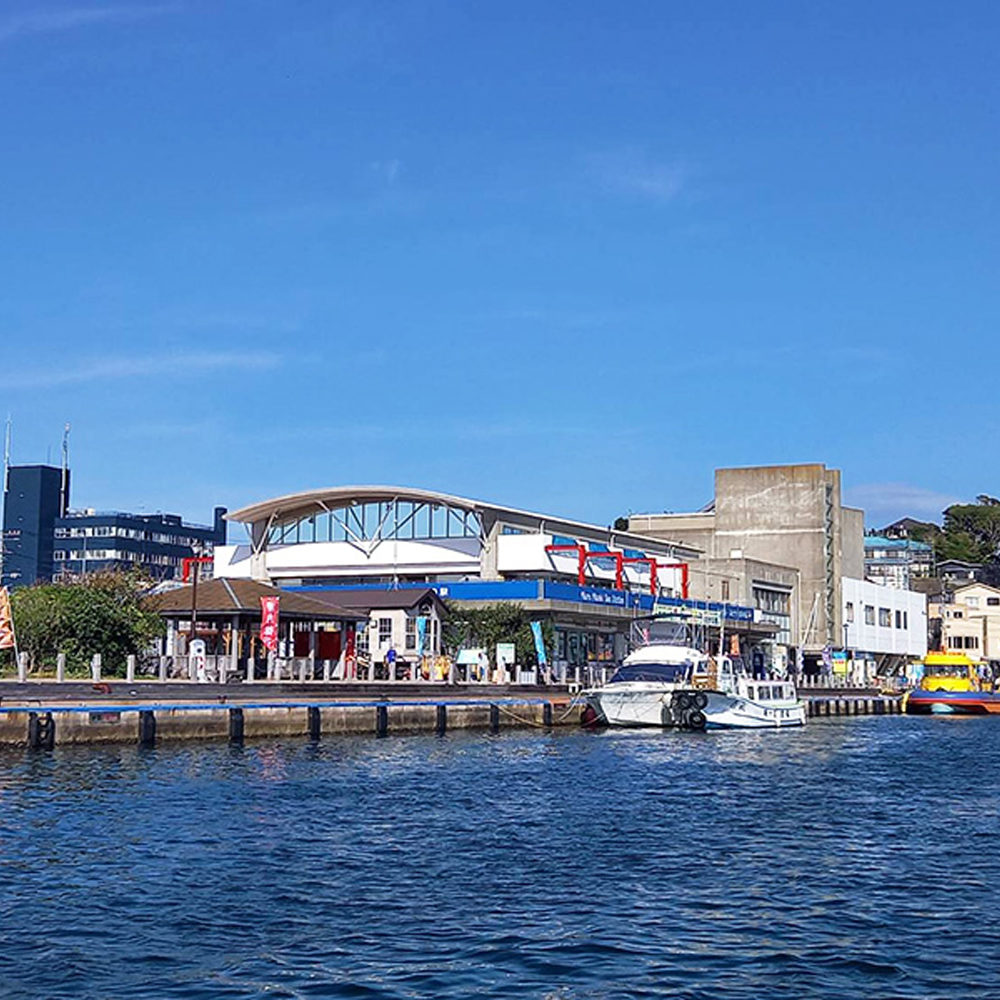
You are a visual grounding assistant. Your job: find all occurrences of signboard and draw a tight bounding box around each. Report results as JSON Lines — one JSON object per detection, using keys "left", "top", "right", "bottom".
{"left": 496, "top": 642, "right": 516, "bottom": 671}
{"left": 654, "top": 604, "right": 722, "bottom": 626}
{"left": 260, "top": 596, "right": 280, "bottom": 652}
{"left": 189, "top": 638, "right": 207, "bottom": 682}
{"left": 831, "top": 650, "right": 849, "bottom": 675}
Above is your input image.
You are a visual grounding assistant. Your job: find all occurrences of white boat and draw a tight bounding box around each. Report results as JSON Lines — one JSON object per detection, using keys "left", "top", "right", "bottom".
{"left": 584, "top": 643, "right": 806, "bottom": 730}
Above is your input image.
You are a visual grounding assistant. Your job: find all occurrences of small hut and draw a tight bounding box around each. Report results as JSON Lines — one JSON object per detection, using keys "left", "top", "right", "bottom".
{"left": 146, "top": 578, "right": 365, "bottom": 680}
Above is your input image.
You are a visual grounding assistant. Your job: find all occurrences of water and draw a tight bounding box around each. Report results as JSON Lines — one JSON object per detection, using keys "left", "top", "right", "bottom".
{"left": 0, "top": 717, "right": 998, "bottom": 999}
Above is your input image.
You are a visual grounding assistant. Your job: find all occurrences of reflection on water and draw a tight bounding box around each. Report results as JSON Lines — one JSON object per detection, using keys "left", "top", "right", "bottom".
{"left": 0, "top": 718, "right": 998, "bottom": 998}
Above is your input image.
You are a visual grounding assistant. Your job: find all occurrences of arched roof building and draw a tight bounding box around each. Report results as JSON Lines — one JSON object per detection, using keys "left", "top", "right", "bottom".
{"left": 216, "top": 486, "right": 733, "bottom": 676}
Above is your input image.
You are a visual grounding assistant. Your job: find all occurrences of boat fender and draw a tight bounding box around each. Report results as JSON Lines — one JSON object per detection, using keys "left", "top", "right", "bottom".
{"left": 693, "top": 692, "right": 708, "bottom": 710}
{"left": 688, "top": 709, "right": 707, "bottom": 731}
{"left": 675, "top": 692, "right": 692, "bottom": 711}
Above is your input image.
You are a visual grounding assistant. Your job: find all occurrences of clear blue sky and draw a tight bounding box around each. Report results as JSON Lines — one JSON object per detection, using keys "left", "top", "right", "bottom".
{"left": 2, "top": 1, "right": 996, "bottom": 534}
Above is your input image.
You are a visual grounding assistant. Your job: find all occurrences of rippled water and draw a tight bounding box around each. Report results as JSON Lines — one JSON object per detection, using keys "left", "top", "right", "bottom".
{"left": 1, "top": 716, "right": 998, "bottom": 999}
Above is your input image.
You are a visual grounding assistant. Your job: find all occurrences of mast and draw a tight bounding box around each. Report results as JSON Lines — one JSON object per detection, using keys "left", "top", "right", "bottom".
{"left": 0, "top": 416, "right": 10, "bottom": 585}
{"left": 60, "top": 423, "right": 70, "bottom": 517}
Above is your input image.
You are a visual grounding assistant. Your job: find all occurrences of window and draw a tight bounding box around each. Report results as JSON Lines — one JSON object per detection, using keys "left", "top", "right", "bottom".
{"left": 903, "top": 611, "right": 908, "bottom": 629}
{"left": 954, "top": 611, "right": 964, "bottom": 619}
{"left": 405, "top": 618, "right": 416, "bottom": 650}
{"left": 966, "top": 596, "right": 980, "bottom": 608}
{"left": 879, "top": 608, "right": 892, "bottom": 628}
{"left": 988, "top": 598, "right": 1000, "bottom": 607}
{"left": 378, "top": 617, "right": 392, "bottom": 646}
{"left": 846, "top": 602, "right": 854, "bottom": 623}
{"left": 356, "top": 628, "right": 369, "bottom": 654}
{"left": 864, "top": 605, "right": 875, "bottom": 625}
{"left": 895, "top": 610, "right": 902, "bottom": 629}
{"left": 721, "top": 580, "right": 730, "bottom": 601}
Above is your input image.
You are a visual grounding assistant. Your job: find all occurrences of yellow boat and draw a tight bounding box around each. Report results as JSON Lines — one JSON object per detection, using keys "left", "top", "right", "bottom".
{"left": 903, "top": 652, "right": 1000, "bottom": 714}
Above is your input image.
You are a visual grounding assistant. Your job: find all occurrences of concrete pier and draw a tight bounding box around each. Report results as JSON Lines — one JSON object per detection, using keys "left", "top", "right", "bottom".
{"left": 0, "top": 692, "right": 577, "bottom": 748}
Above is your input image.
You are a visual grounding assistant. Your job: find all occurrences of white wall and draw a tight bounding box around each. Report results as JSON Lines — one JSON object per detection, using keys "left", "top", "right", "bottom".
{"left": 843, "top": 577, "right": 927, "bottom": 657}
{"left": 213, "top": 538, "right": 480, "bottom": 581}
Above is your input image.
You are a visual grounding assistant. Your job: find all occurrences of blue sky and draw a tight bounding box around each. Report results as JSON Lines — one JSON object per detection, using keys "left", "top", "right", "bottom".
{"left": 2, "top": 1, "right": 997, "bottom": 535}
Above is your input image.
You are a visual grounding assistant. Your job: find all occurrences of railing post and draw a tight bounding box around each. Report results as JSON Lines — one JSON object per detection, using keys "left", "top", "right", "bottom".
{"left": 90, "top": 654, "right": 102, "bottom": 682}
{"left": 56, "top": 653, "right": 66, "bottom": 683}
{"left": 126, "top": 655, "right": 136, "bottom": 683}
{"left": 17, "top": 651, "right": 28, "bottom": 682}
{"left": 159, "top": 656, "right": 168, "bottom": 682}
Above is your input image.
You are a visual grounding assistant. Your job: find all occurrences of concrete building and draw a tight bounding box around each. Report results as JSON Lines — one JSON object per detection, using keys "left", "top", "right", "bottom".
{"left": 214, "top": 486, "right": 770, "bottom": 678}
{"left": 864, "top": 535, "right": 935, "bottom": 589}
{"left": 1, "top": 464, "right": 70, "bottom": 589}
{"left": 53, "top": 507, "right": 227, "bottom": 581}
{"left": 629, "top": 464, "right": 865, "bottom": 672}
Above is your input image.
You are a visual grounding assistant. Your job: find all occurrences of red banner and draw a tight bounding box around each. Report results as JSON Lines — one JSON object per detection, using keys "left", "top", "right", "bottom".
{"left": 260, "top": 596, "right": 280, "bottom": 652}
{"left": 0, "top": 587, "right": 14, "bottom": 651}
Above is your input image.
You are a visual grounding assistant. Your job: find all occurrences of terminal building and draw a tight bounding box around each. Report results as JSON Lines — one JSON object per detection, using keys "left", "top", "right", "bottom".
{"left": 214, "top": 486, "right": 772, "bottom": 676}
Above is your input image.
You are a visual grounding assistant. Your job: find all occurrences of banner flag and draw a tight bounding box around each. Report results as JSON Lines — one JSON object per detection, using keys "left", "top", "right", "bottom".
{"left": 0, "top": 587, "right": 14, "bottom": 651}
{"left": 530, "top": 620, "right": 547, "bottom": 666}
{"left": 260, "top": 596, "right": 280, "bottom": 652}
{"left": 416, "top": 616, "right": 428, "bottom": 658}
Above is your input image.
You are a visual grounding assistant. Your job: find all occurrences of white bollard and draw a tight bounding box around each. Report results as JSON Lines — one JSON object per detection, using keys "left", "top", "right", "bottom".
{"left": 56, "top": 652, "right": 66, "bottom": 683}
{"left": 126, "top": 655, "right": 136, "bottom": 683}
{"left": 322, "top": 659, "right": 331, "bottom": 682}
{"left": 90, "top": 654, "right": 102, "bottom": 682}
{"left": 17, "top": 651, "right": 28, "bottom": 682}
{"left": 158, "top": 656, "right": 168, "bottom": 682}
{"left": 246, "top": 659, "right": 255, "bottom": 683}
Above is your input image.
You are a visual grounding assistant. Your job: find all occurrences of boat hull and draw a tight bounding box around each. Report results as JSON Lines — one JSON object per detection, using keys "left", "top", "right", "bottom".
{"left": 904, "top": 690, "right": 1000, "bottom": 715}
{"left": 701, "top": 691, "right": 806, "bottom": 729}
{"left": 585, "top": 686, "right": 806, "bottom": 730}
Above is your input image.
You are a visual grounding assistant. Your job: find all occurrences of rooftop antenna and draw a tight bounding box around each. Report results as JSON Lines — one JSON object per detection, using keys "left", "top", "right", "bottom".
{"left": 3, "top": 416, "right": 10, "bottom": 495}
{"left": 61, "top": 423, "right": 70, "bottom": 517}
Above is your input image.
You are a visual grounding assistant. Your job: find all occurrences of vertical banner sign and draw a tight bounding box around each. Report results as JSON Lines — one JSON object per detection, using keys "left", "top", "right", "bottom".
{"left": 530, "top": 621, "right": 547, "bottom": 666}
{"left": 260, "top": 596, "right": 280, "bottom": 652}
{"left": 416, "top": 616, "right": 428, "bottom": 658}
{"left": 0, "top": 586, "right": 15, "bottom": 650}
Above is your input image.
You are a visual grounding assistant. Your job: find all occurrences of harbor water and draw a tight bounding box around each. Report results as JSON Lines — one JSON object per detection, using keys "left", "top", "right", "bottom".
{"left": 1, "top": 718, "right": 998, "bottom": 999}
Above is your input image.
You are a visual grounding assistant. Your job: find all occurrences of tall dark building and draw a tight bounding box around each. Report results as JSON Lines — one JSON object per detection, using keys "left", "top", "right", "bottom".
{"left": 1, "top": 465, "right": 69, "bottom": 589}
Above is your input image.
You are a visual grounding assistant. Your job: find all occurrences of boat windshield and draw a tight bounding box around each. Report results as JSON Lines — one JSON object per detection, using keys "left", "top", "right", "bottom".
{"left": 608, "top": 662, "right": 691, "bottom": 683}
{"left": 924, "top": 664, "right": 971, "bottom": 677}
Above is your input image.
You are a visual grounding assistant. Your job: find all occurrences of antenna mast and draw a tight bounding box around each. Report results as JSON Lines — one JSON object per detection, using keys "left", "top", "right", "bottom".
{"left": 61, "top": 423, "right": 70, "bottom": 517}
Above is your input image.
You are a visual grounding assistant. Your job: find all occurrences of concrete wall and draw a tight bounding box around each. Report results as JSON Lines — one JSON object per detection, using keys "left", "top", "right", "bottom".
{"left": 630, "top": 464, "right": 863, "bottom": 656}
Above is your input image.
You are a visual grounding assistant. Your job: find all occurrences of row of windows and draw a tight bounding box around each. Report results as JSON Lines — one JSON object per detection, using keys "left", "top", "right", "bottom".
{"left": 54, "top": 550, "right": 184, "bottom": 566}
{"left": 846, "top": 602, "right": 909, "bottom": 629}
{"left": 753, "top": 587, "right": 790, "bottom": 615}
{"left": 54, "top": 525, "right": 209, "bottom": 546}
{"left": 948, "top": 635, "right": 980, "bottom": 650}
{"left": 268, "top": 501, "right": 483, "bottom": 546}
{"left": 964, "top": 596, "right": 1000, "bottom": 608}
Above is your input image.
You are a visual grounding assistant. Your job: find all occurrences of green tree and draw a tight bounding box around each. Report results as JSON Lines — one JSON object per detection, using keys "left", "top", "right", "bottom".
{"left": 5, "top": 571, "right": 165, "bottom": 676}
{"left": 442, "top": 601, "right": 553, "bottom": 666}
{"left": 937, "top": 497, "right": 1000, "bottom": 563}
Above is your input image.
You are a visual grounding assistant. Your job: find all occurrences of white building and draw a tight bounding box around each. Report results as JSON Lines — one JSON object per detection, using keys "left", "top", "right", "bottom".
{"left": 842, "top": 577, "right": 927, "bottom": 674}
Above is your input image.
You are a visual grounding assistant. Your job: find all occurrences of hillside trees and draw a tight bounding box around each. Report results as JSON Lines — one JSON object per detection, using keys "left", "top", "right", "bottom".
{"left": 441, "top": 602, "right": 552, "bottom": 666}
